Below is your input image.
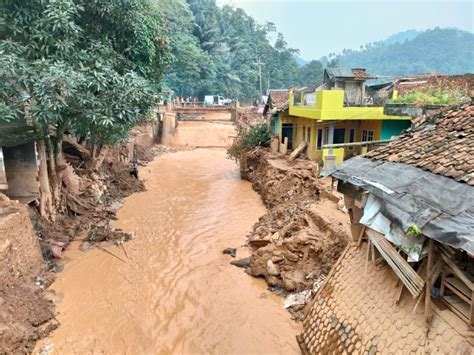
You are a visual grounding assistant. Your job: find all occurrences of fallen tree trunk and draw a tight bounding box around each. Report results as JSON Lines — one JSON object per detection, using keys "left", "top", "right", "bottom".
{"left": 288, "top": 141, "right": 307, "bottom": 161}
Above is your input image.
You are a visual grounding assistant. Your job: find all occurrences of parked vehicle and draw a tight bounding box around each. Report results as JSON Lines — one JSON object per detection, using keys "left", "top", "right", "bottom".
{"left": 204, "top": 95, "right": 231, "bottom": 107}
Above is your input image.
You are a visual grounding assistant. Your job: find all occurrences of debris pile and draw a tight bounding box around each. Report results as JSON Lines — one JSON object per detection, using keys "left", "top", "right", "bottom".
{"left": 235, "top": 107, "right": 265, "bottom": 126}
{"left": 239, "top": 148, "right": 350, "bottom": 319}
{"left": 37, "top": 144, "right": 174, "bottom": 260}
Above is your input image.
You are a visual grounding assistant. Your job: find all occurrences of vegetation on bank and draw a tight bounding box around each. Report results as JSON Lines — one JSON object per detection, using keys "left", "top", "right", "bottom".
{"left": 227, "top": 124, "right": 271, "bottom": 162}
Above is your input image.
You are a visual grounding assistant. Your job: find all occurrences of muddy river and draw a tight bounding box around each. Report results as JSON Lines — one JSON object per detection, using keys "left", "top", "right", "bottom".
{"left": 39, "top": 148, "right": 301, "bottom": 354}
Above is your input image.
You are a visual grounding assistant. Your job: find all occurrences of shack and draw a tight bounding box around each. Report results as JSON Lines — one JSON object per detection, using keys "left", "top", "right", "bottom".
{"left": 298, "top": 101, "right": 473, "bottom": 353}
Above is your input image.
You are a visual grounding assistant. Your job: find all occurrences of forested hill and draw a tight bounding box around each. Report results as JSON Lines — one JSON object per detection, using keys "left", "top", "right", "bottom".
{"left": 158, "top": 1, "right": 473, "bottom": 99}
{"left": 333, "top": 28, "right": 474, "bottom": 76}
{"left": 158, "top": 0, "right": 302, "bottom": 99}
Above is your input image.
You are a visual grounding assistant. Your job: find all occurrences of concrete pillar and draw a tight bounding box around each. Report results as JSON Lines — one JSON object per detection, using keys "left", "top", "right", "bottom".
{"left": 325, "top": 123, "right": 336, "bottom": 169}
{"left": 279, "top": 137, "right": 288, "bottom": 155}
{"left": 161, "top": 112, "right": 177, "bottom": 146}
{"left": 0, "top": 147, "right": 7, "bottom": 190}
{"left": 270, "top": 136, "right": 279, "bottom": 153}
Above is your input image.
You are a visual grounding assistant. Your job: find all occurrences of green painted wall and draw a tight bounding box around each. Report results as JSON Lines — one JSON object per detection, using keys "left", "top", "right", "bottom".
{"left": 380, "top": 120, "right": 411, "bottom": 140}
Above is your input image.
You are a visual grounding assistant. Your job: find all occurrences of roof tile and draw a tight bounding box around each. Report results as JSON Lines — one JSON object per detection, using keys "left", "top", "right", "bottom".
{"left": 365, "top": 101, "right": 474, "bottom": 185}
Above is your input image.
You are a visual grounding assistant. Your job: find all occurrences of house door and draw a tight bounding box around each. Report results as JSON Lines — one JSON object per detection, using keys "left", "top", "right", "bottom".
{"left": 281, "top": 124, "right": 294, "bottom": 150}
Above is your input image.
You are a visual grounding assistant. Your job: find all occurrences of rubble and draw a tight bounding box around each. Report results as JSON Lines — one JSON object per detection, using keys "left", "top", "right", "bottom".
{"left": 36, "top": 144, "right": 175, "bottom": 258}
{"left": 241, "top": 147, "right": 350, "bottom": 320}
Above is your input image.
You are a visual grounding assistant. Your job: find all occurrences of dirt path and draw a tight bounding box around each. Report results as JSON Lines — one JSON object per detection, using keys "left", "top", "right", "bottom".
{"left": 36, "top": 148, "right": 301, "bottom": 354}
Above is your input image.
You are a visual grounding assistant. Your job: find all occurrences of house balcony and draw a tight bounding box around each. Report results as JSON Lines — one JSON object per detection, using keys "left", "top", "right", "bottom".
{"left": 289, "top": 90, "right": 407, "bottom": 121}
{"left": 322, "top": 139, "right": 392, "bottom": 168}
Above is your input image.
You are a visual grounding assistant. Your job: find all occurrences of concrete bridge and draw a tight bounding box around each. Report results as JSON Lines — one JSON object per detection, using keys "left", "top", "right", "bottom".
{"left": 173, "top": 106, "right": 235, "bottom": 122}
{"left": 160, "top": 106, "right": 236, "bottom": 148}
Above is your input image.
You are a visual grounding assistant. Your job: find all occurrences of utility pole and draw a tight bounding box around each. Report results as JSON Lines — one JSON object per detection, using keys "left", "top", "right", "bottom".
{"left": 254, "top": 55, "right": 265, "bottom": 100}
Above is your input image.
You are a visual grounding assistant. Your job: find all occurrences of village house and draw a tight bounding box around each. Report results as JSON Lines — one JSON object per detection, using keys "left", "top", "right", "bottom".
{"left": 297, "top": 102, "right": 474, "bottom": 354}
{"left": 267, "top": 68, "right": 414, "bottom": 167}
{"left": 263, "top": 89, "right": 290, "bottom": 136}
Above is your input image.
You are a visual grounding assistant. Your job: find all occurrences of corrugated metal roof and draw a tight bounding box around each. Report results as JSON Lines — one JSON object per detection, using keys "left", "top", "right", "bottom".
{"left": 325, "top": 68, "right": 355, "bottom": 79}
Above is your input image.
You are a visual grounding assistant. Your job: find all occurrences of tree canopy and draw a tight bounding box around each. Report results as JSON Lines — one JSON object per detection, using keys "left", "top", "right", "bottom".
{"left": 158, "top": 0, "right": 310, "bottom": 99}
{"left": 1, "top": 0, "right": 170, "bottom": 147}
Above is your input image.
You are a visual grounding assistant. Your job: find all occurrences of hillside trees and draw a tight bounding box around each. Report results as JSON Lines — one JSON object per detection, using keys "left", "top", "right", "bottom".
{"left": 298, "top": 60, "right": 324, "bottom": 87}
{"left": 334, "top": 28, "right": 474, "bottom": 75}
{"left": 160, "top": 0, "right": 302, "bottom": 99}
{"left": 0, "top": 0, "right": 170, "bottom": 218}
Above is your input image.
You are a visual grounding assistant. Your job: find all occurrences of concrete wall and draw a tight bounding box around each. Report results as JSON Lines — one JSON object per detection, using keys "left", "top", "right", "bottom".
{"left": 161, "top": 112, "right": 177, "bottom": 146}
{"left": 380, "top": 120, "right": 411, "bottom": 140}
{"left": 3, "top": 141, "right": 39, "bottom": 199}
{"left": 164, "top": 121, "right": 235, "bottom": 148}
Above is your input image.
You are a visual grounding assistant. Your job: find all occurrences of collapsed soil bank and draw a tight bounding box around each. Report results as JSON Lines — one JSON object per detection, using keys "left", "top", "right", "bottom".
{"left": 0, "top": 196, "right": 56, "bottom": 354}
{"left": 240, "top": 148, "right": 351, "bottom": 319}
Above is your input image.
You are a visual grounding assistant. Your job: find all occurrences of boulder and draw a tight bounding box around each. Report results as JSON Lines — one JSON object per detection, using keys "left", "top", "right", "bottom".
{"left": 266, "top": 259, "right": 280, "bottom": 276}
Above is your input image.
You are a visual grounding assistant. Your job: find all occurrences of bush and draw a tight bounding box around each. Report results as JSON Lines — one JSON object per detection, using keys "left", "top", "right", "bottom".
{"left": 227, "top": 124, "right": 271, "bottom": 162}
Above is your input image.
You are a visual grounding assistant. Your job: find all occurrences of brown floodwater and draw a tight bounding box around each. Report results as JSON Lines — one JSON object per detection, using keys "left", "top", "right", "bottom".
{"left": 37, "top": 148, "right": 301, "bottom": 354}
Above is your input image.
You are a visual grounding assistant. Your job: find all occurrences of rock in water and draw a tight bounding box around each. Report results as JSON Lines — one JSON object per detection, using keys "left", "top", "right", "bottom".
{"left": 222, "top": 248, "right": 237, "bottom": 257}
{"left": 230, "top": 257, "right": 250, "bottom": 268}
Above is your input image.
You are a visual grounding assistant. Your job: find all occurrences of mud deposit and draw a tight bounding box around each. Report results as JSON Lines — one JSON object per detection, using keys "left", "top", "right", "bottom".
{"left": 37, "top": 148, "right": 301, "bottom": 354}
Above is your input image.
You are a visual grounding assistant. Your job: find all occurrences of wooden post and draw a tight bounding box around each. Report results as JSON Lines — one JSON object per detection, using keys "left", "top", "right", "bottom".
{"left": 425, "top": 239, "right": 434, "bottom": 325}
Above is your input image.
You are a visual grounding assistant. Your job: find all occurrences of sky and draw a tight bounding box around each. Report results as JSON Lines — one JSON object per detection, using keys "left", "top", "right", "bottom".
{"left": 216, "top": 0, "right": 474, "bottom": 60}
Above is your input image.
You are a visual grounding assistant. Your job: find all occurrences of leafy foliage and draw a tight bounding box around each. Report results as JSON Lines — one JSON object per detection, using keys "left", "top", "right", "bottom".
{"left": 407, "top": 224, "right": 422, "bottom": 238}
{"left": 226, "top": 124, "right": 271, "bottom": 161}
{"left": 158, "top": 0, "right": 313, "bottom": 99}
{"left": 0, "top": 0, "right": 170, "bottom": 146}
{"left": 298, "top": 60, "right": 324, "bottom": 87}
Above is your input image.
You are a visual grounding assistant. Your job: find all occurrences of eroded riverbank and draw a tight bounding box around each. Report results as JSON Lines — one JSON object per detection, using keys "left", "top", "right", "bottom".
{"left": 37, "top": 148, "right": 301, "bottom": 354}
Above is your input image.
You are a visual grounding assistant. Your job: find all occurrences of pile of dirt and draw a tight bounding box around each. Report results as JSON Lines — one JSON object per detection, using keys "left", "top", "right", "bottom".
{"left": 240, "top": 148, "right": 350, "bottom": 319}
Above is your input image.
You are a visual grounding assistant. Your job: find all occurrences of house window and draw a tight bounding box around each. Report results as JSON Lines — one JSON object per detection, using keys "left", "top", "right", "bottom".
{"left": 362, "top": 129, "right": 374, "bottom": 142}
{"left": 317, "top": 128, "right": 323, "bottom": 150}
{"left": 349, "top": 128, "right": 355, "bottom": 143}
{"left": 334, "top": 128, "right": 346, "bottom": 144}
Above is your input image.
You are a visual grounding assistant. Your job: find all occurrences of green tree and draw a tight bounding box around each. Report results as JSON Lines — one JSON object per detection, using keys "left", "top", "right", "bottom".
{"left": 0, "top": 0, "right": 170, "bottom": 217}
{"left": 298, "top": 60, "right": 324, "bottom": 86}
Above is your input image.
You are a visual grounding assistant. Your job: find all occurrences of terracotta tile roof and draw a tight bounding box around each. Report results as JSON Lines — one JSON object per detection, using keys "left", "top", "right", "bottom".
{"left": 365, "top": 101, "right": 474, "bottom": 185}
{"left": 299, "top": 244, "right": 472, "bottom": 354}
{"left": 351, "top": 68, "right": 377, "bottom": 80}
{"left": 268, "top": 90, "right": 289, "bottom": 108}
{"left": 395, "top": 74, "right": 474, "bottom": 96}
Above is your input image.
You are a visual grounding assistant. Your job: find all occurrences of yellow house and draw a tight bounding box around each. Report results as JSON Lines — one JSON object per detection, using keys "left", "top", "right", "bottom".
{"left": 276, "top": 68, "right": 410, "bottom": 167}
